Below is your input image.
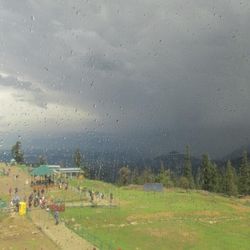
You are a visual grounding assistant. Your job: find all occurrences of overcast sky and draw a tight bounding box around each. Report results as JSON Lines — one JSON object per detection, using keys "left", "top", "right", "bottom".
{"left": 0, "top": 0, "right": 250, "bottom": 157}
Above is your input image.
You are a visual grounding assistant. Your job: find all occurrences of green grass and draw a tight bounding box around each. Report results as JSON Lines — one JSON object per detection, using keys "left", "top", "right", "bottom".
{"left": 19, "top": 164, "right": 29, "bottom": 172}
{"left": 62, "top": 180, "right": 250, "bottom": 250}
{"left": 47, "top": 188, "right": 83, "bottom": 202}
{"left": 70, "top": 178, "right": 115, "bottom": 193}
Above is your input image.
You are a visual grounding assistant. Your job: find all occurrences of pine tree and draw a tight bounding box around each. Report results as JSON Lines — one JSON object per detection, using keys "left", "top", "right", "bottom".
{"left": 216, "top": 167, "right": 224, "bottom": 193}
{"left": 118, "top": 166, "right": 131, "bottom": 186}
{"left": 11, "top": 141, "right": 24, "bottom": 164}
{"left": 200, "top": 154, "right": 218, "bottom": 192}
{"left": 195, "top": 167, "right": 202, "bottom": 189}
{"left": 200, "top": 154, "right": 210, "bottom": 191}
{"left": 139, "top": 168, "right": 155, "bottom": 184}
{"left": 156, "top": 167, "right": 172, "bottom": 187}
{"left": 238, "top": 150, "right": 250, "bottom": 195}
{"left": 224, "top": 160, "right": 238, "bottom": 196}
{"left": 131, "top": 168, "right": 140, "bottom": 184}
{"left": 210, "top": 163, "right": 219, "bottom": 192}
{"left": 74, "top": 149, "right": 81, "bottom": 168}
{"left": 183, "top": 145, "right": 194, "bottom": 189}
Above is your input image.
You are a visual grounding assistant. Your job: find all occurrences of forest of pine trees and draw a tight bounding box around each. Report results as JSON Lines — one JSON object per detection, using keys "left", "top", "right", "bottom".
{"left": 117, "top": 147, "right": 250, "bottom": 197}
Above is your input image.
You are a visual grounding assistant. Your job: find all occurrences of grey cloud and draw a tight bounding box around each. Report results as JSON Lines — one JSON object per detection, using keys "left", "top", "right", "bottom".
{"left": 0, "top": 75, "right": 47, "bottom": 108}
{"left": 0, "top": 0, "right": 250, "bottom": 156}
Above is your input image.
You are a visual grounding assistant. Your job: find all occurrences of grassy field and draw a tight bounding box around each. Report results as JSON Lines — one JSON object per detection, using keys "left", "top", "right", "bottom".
{"left": 1, "top": 164, "right": 250, "bottom": 249}
{"left": 60, "top": 180, "right": 250, "bottom": 250}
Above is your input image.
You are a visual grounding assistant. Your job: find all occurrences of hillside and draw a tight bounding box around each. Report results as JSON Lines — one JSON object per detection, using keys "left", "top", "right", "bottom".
{"left": 64, "top": 179, "right": 250, "bottom": 250}
{"left": 1, "top": 163, "right": 250, "bottom": 249}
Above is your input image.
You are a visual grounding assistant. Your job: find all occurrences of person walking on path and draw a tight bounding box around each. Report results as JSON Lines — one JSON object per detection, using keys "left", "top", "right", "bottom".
{"left": 8, "top": 187, "right": 12, "bottom": 197}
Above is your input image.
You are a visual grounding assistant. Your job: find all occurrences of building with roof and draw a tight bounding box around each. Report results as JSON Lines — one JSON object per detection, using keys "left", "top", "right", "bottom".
{"left": 59, "top": 167, "right": 83, "bottom": 177}
{"left": 35, "top": 164, "right": 83, "bottom": 178}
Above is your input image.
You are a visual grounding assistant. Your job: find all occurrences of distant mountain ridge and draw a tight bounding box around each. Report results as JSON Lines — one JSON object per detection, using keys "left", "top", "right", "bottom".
{"left": 153, "top": 151, "right": 201, "bottom": 176}
{"left": 222, "top": 144, "right": 250, "bottom": 161}
{"left": 1, "top": 136, "right": 250, "bottom": 181}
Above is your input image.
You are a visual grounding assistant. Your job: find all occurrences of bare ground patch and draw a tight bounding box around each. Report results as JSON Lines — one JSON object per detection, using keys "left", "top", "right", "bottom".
{"left": 192, "top": 210, "right": 221, "bottom": 217}
{"left": 0, "top": 214, "right": 59, "bottom": 250}
{"left": 127, "top": 211, "right": 174, "bottom": 222}
{"left": 229, "top": 203, "right": 250, "bottom": 213}
{"left": 147, "top": 228, "right": 196, "bottom": 241}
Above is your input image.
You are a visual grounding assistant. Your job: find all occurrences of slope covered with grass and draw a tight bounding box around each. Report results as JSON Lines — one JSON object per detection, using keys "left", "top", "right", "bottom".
{"left": 64, "top": 180, "right": 250, "bottom": 250}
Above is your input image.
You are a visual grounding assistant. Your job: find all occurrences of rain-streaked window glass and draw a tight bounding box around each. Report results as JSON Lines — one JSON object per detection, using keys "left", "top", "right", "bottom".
{"left": 0, "top": 1, "right": 250, "bottom": 249}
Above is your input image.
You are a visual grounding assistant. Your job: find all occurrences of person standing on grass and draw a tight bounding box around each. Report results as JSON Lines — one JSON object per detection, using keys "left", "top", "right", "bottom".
{"left": 54, "top": 210, "right": 59, "bottom": 225}
{"left": 110, "top": 193, "right": 113, "bottom": 204}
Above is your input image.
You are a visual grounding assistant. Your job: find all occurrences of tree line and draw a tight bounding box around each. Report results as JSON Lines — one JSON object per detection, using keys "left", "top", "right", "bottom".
{"left": 10, "top": 141, "right": 250, "bottom": 196}
{"left": 117, "top": 146, "right": 250, "bottom": 197}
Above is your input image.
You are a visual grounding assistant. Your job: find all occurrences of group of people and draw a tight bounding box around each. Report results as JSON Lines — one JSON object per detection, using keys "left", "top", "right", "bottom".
{"left": 88, "top": 189, "right": 105, "bottom": 202}
{"left": 77, "top": 187, "right": 114, "bottom": 204}
{"left": 28, "top": 189, "right": 47, "bottom": 209}
{"left": 58, "top": 181, "right": 68, "bottom": 190}
{"left": 77, "top": 187, "right": 105, "bottom": 202}
{"left": 10, "top": 188, "right": 47, "bottom": 211}
{"left": 4, "top": 165, "right": 61, "bottom": 225}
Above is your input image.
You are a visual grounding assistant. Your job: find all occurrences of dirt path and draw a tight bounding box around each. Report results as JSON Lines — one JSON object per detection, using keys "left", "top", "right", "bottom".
{"left": 0, "top": 164, "right": 97, "bottom": 250}
{"left": 29, "top": 209, "right": 96, "bottom": 250}
{"left": 65, "top": 200, "right": 116, "bottom": 208}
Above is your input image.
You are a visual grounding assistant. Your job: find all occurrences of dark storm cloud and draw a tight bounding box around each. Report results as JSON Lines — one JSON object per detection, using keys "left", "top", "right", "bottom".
{"left": 0, "top": 0, "right": 250, "bottom": 156}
